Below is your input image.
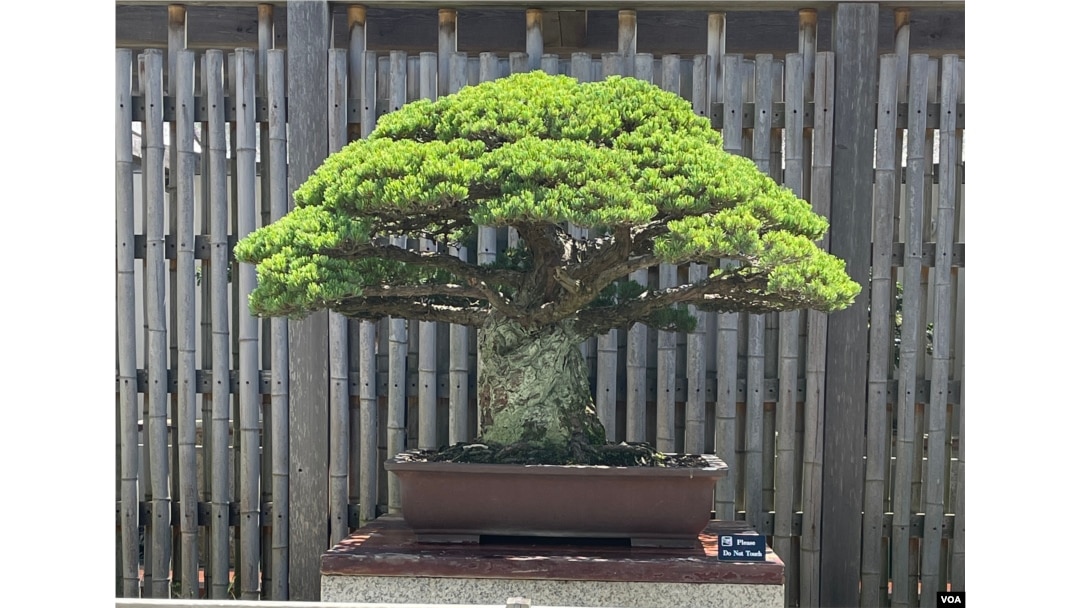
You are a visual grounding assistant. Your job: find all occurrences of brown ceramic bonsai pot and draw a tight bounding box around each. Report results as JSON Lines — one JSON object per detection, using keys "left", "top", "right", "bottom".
{"left": 385, "top": 451, "right": 728, "bottom": 547}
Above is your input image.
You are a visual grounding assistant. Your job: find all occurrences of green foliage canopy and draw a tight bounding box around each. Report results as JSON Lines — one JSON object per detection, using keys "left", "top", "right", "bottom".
{"left": 235, "top": 71, "right": 860, "bottom": 335}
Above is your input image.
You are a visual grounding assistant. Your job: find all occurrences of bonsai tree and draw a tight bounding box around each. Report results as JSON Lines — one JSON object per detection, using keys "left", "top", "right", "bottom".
{"left": 235, "top": 71, "right": 860, "bottom": 464}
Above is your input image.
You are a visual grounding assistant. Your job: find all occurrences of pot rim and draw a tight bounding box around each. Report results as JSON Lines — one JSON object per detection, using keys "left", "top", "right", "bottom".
{"left": 385, "top": 450, "right": 729, "bottom": 478}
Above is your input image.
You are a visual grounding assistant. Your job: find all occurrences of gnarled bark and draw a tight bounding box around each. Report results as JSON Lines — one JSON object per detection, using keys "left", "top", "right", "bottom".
{"left": 476, "top": 316, "right": 606, "bottom": 456}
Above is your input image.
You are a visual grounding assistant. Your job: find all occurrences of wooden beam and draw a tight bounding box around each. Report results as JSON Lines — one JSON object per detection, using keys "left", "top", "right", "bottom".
{"left": 117, "top": 6, "right": 965, "bottom": 58}
{"left": 821, "top": 3, "right": 877, "bottom": 607}
{"left": 286, "top": 0, "right": 330, "bottom": 601}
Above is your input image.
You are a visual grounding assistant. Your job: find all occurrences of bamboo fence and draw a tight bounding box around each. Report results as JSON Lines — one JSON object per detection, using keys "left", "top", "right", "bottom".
{"left": 115, "top": 4, "right": 964, "bottom": 606}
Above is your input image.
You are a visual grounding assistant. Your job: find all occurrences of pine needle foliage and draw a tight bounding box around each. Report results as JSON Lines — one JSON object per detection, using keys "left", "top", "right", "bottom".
{"left": 235, "top": 71, "right": 860, "bottom": 334}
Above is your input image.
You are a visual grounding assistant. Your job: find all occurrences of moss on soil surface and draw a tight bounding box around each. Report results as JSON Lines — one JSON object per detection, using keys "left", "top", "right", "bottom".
{"left": 398, "top": 441, "right": 711, "bottom": 468}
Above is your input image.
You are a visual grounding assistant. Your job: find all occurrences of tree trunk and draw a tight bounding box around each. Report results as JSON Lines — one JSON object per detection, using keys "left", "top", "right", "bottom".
{"left": 476, "top": 316, "right": 607, "bottom": 456}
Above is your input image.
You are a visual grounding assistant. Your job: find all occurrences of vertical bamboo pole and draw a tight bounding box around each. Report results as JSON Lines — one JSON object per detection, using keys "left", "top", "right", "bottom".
{"left": 227, "top": 49, "right": 243, "bottom": 590}
{"left": 348, "top": 5, "right": 367, "bottom": 146}
{"left": 166, "top": 7, "right": 186, "bottom": 589}
{"left": 116, "top": 48, "right": 141, "bottom": 600}
{"left": 387, "top": 50, "right": 409, "bottom": 513}
{"left": 447, "top": 52, "right": 471, "bottom": 446}
{"left": 259, "top": 2, "right": 275, "bottom": 359}
{"left": 257, "top": 12, "right": 276, "bottom": 592}
{"left": 138, "top": 52, "right": 154, "bottom": 597}
{"left": 654, "top": 54, "right": 682, "bottom": 453}
{"left": 744, "top": 54, "right": 771, "bottom": 532}
{"left": 197, "top": 52, "right": 214, "bottom": 598}
{"left": 263, "top": 48, "right": 289, "bottom": 600}
{"left": 526, "top": 9, "right": 543, "bottom": 72}
{"left": 762, "top": 59, "right": 782, "bottom": 519}
{"left": 624, "top": 53, "right": 654, "bottom": 444}
{"left": 685, "top": 54, "right": 710, "bottom": 455}
{"left": 232, "top": 48, "right": 261, "bottom": 601}
{"left": 173, "top": 48, "right": 200, "bottom": 600}
{"left": 347, "top": 13, "right": 367, "bottom": 501}
{"left": 715, "top": 52, "right": 744, "bottom": 522}
{"left": 327, "top": 48, "right": 351, "bottom": 548}
{"left": 438, "top": 9, "right": 457, "bottom": 97}
{"left": 773, "top": 53, "right": 804, "bottom": 608}
{"left": 345, "top": 4, "right": 364, "bottom": 529}
{"left": 920, "top": 54, "right": 961, "bottom": 606}
{"left": 140, "top": 48, "right": 172, "bottom": 599}
{"left": 862, "top": 53, "right": 899, "bottom": 608}
{"left": 891, "top": 53, "right": 930, "bottom": 608}
{"left": 417, "top": 52, "right": 440, "bottom": 452}
{"left": 800, "top": 50, "right": 834, "bottom": 608}
{"left": 204, "top": 49, "right": 232, "bottom": 601}
{"left": 541, "top": 54, "right": 560, "bottom": 75}
{"left": 356, "top": 50, "right": 380, "bottom": 523}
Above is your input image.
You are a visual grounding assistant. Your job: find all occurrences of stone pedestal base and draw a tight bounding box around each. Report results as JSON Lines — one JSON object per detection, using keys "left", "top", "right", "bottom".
{"left": 321, "top": 517, "right": 784, "bottom": 608}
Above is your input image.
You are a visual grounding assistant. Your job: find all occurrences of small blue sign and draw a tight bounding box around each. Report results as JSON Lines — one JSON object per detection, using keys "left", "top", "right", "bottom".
{"left": 716, "top": 533, "right": 767, "bottom": 562}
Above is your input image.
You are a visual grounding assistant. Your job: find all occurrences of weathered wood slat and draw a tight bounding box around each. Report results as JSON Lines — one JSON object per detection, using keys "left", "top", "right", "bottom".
{"left": 285, "top": 4, "right": 331, "bottom": 598}
{"left": 473, "top": 52, "right": 500, "bottom": 437}
{"left": 386, "top": 50, "right": 409, "bottom": 514}
{"left": 861, "top": 52, "right": 899, "bottom": 608}
{"left": 116, "top": 47, "right": 141, "bottom": 600}
{"left": 417, "top": 52, "right": 440, "bottom": 453}
{"left": 654, "top": 53, "right": 682, "bottom": 452}
{"left": 447, "top": 52, "right": 471, "bottom": 447}
{"left": 742, "top": 53, "right": 771, "bottom": 532}
{"left": 684, "top": 53, "right": 710, "bottom": 455}
{"left": 594, "top": 54, "right": 624, "bottom": 442}
{"left": 715, "top": 52, "right": 744, "bottom": 523}
{"left": 568, "top": 53, "right": 597, "bottom": 371}
{"left": 821, "top": 5, "right": 878, "bottom": 604}
{"left": 356, "top": 50, "right": 380, "bottom": 526}
{"left": 139, "top": 49, "right": 172, "bottom": 600}
{"left": 891, "top": 53, "right": 930, "bottom": 608}
{"left": 920, "top": 53, "right": 961, "bottom": 606}
{"left": 799, "top": 49, "right": 833, "bottom": 608}
{"left": 345, "top": 7, "right": 364, "bottom": 523}
{"left": 327, "top": 48, "right": 351, "bottom": 549}
{"left": 623, "top": 53, "right": 654, "bottom": 444}
{"left": 949, "top": 58, "right": 966, "bottom": 595}
{"left": 773, "top": 52, "right": 803, "bottom": 608}
{"left": 174, "top": 48, "right": 200, "bottom": 600}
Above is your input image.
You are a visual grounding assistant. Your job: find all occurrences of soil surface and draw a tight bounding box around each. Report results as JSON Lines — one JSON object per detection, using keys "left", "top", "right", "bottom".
{"left": 397, "top": 441, "right": 712, "bottom": 467}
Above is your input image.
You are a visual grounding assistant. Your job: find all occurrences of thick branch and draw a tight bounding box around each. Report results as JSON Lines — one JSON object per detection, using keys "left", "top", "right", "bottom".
{"left": 331, "top": 241, "right": 524, "bottom": 288}
{"left": 573, "top": 269, "right": 792, "bottom": 336}
{"left": 334, "top": 296, "right": 490, "bottom": 327}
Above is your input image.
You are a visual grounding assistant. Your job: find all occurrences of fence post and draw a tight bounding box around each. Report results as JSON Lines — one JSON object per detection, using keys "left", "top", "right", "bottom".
{"left": 821, "top": 3, "right": 878, "bottom": 606}
{"left": 286, "top": 0, "right": 331, "bottom": 600}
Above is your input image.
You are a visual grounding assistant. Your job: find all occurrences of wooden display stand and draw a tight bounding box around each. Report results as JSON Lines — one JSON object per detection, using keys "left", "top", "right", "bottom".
{"left": 322, "top": 516, "right": 785, "bottom": 608}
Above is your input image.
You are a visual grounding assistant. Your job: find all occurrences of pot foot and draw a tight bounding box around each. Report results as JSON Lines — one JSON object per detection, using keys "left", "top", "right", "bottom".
{"left": 630, "top": 536, "right": 701, "bottom": 549}
{"left": 416, "top": 533, "right": 481, "bottom": 544}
